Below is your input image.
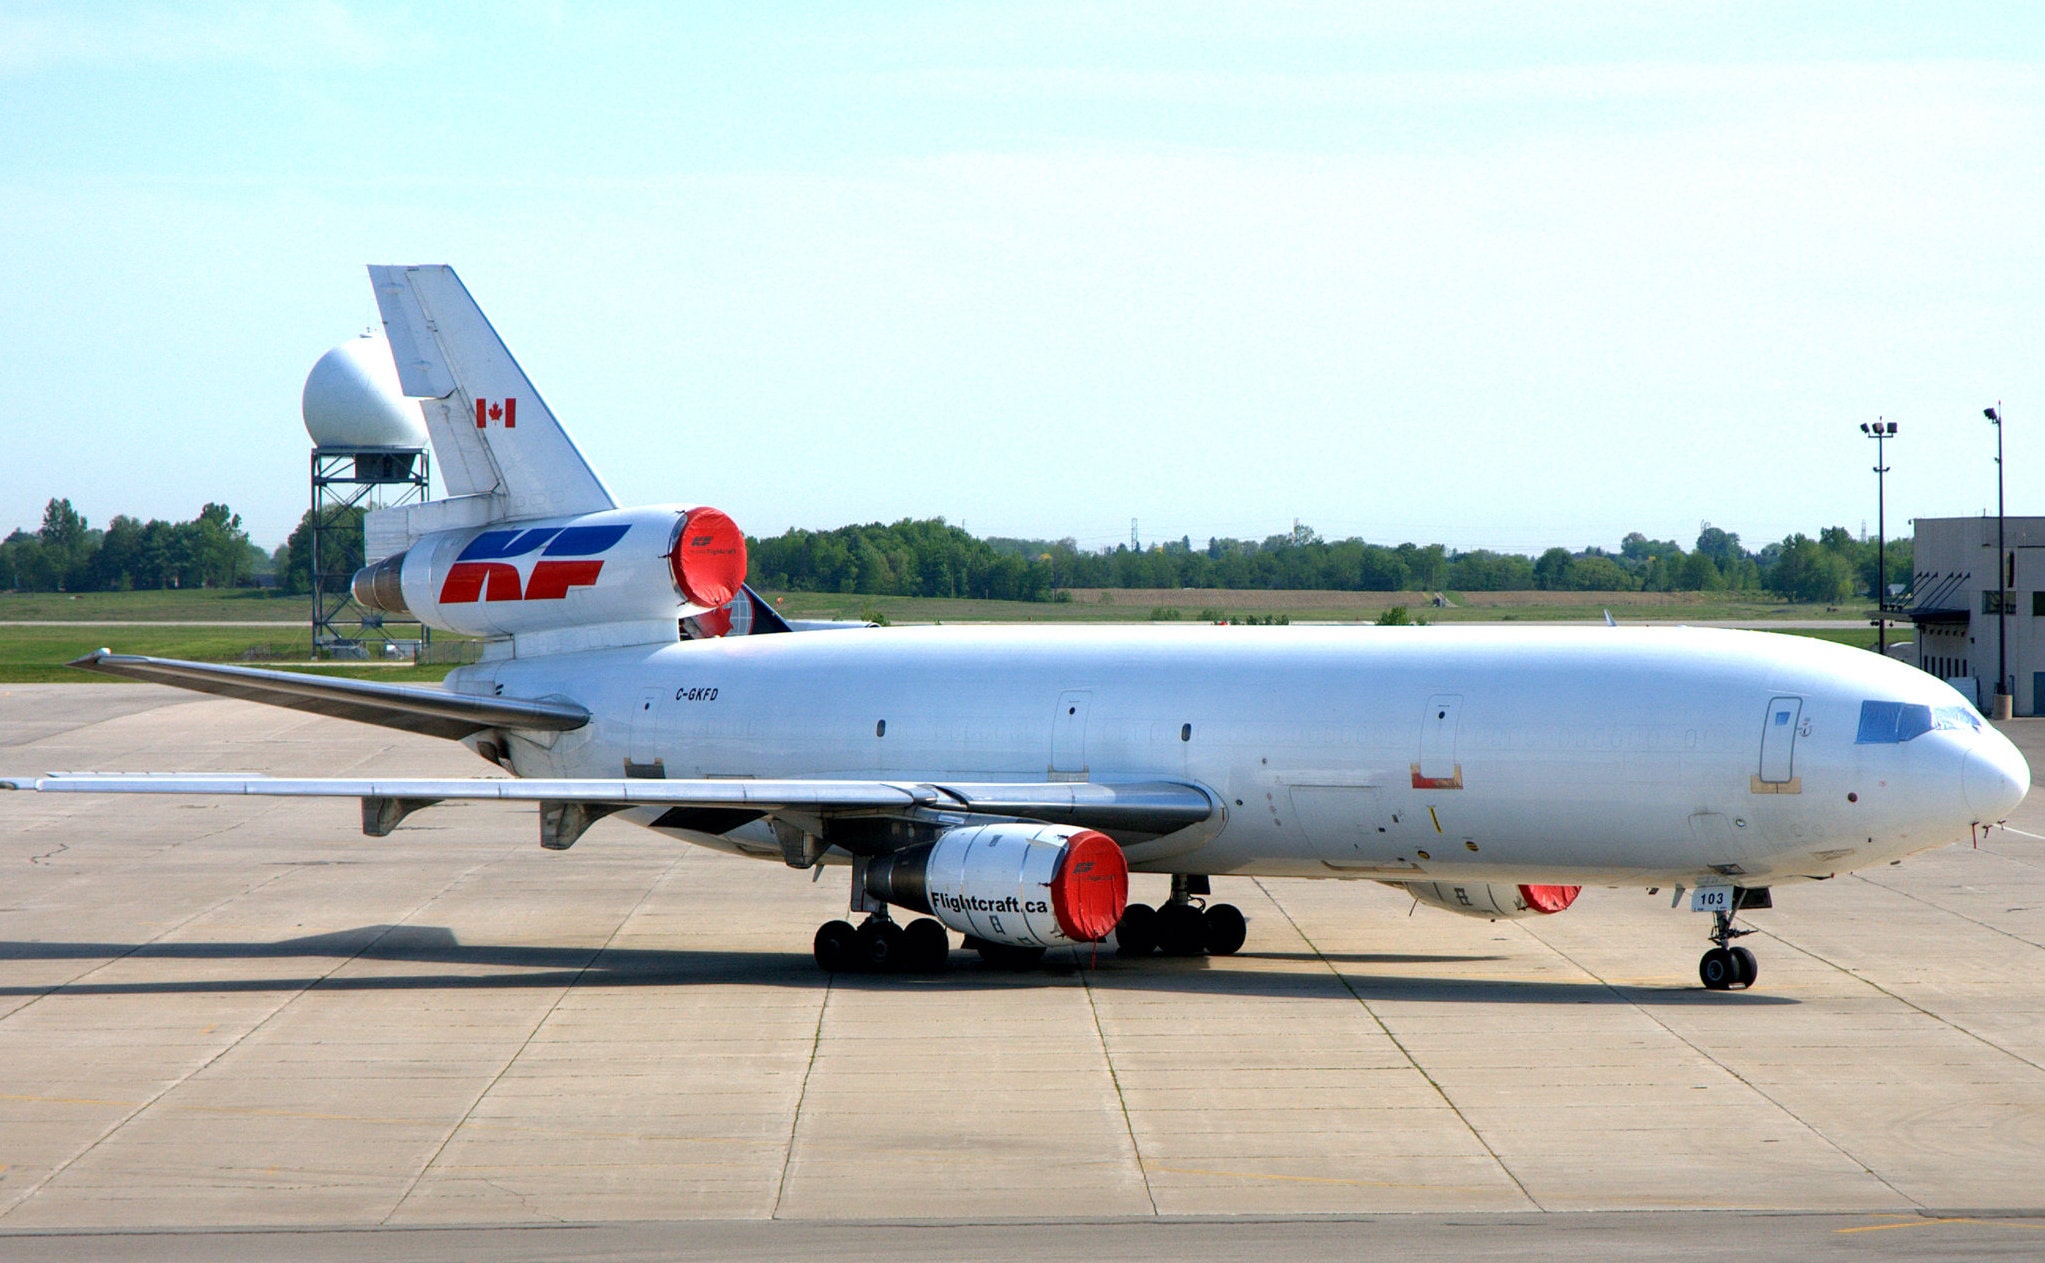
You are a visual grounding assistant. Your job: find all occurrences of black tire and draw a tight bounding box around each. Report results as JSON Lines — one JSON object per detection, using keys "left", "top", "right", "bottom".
{"left": 857, "top": 919, "right": 905, "bottom": 972}
{"left": 1156, "top": 901, "right": 1208, "bottom": 956}
{"left": 1699, "top": 947, "right": 1736, "bottom": 991}
{"left": 1730, "top": 945, "right": 1758, "bottom": 989}
{"left": 975, "top": 942, "right": 1047, "bottom": 970}
{"left": 902, "top": 918, "right": 951, "bottom": 972}
{"left": 813, "top": 920, "right": 858, "bottom": 972}
{"left": 1203, "top": 903, "right": 1247, "bottom": 956}
{"left": 1115, "top": 903, "right": 1159, "bottom": 956}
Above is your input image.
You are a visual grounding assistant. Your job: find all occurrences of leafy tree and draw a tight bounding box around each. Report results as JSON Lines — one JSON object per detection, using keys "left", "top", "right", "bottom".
{"left": 1533, "top": 547, "right": 1574, "bottom": 590}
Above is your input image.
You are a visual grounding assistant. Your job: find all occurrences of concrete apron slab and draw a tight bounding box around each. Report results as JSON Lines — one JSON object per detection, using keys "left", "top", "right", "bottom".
{"left": 0, "top": 690, "right": 2041, "bottom": 1226}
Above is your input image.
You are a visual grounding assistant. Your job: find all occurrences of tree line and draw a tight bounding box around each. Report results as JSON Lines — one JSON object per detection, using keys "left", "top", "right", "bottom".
{"left": 0, "top": 499, "right": 367, "bottom": 596}
{"left": 750, "top": 519, "right": 1912, "bottom": 604}
{"left": 5, "top": 497, "right": 1913, "bottom": 605}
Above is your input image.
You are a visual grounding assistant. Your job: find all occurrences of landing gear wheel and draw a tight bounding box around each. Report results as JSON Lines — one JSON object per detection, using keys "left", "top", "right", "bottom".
{"left": 974, "top": 942, "right": 1047, "bottom": 970}
{"left": 901, "top": 918, "right": 951, "bottom": 973}
{"left": 1700, "top": 907, "right": 1758, "bottom": 991}
{"left": 1156, "top": 901, "right": 1208, "bottom": 957}
{"left": 1730, "top": 945, "right": 1758, "bottom": 989}
{"left": 1115, "top": 903, "right": 1159, "bottom": 956}
{"left": 813, "top": 920, "right": 857, "bottom": 973}
{"left": 1699, "top": 947, "right": 1737, "bottom": 991}
{"left": 1202, "top": 903, "right": 1247, "bottom": 955}
{"left": 857, "top": 918, "right": 905, "bottom": 972}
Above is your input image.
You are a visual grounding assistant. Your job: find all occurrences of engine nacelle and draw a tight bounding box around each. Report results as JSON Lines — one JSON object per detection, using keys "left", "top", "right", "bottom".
{"left": 1396, "top": 882, "right": 1581, "bottom": 920}
{"left": 352, "top": 504, "right": 745, "bottom": 639}
{"left": 863, "top": 822, "right": 1129, "bottom": 948}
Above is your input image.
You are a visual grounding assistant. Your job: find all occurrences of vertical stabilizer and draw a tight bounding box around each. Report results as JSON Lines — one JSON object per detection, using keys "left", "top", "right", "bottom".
{"left": 369, "top": 265, "right": 615, "bottom": 521}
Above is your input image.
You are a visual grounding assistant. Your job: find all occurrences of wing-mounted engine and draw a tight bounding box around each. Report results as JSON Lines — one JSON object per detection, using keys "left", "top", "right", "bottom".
{"left": 863, "top": 822, "right": 1129, "bottom": 948}
{"left": 353, "top": 503, "right": 745, "bottom": 644}
{"left": 1396, "top": 881, "right": 1581, "bottom": 920}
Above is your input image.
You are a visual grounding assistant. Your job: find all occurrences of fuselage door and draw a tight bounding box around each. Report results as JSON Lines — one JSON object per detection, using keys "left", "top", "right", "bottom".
{"left": 627, "top": 686, "right": 665, "bottom": 778}
{"left": 1417, "top": 694, "right": 1463, "bottom": 786}
{"left": 1051, "top": 690, "right": 1092, "bottom": 779}
{"left": 1758, "top": 696, "right": 1802, "bottom": 784}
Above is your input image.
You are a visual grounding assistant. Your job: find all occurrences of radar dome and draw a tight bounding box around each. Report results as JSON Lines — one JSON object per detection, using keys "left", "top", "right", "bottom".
{"left": 302, "top": 333, "right": 428, "bottom": 450}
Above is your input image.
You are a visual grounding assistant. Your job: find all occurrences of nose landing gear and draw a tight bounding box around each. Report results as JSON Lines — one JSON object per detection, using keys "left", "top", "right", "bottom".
{"left": 1699, "top": 910, "right": 1759, "bottom": 990}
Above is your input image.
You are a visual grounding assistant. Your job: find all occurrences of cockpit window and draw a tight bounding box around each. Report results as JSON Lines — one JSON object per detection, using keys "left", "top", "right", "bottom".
{"left": 1857, "top": 700, "right": 1984, "bottom": 743}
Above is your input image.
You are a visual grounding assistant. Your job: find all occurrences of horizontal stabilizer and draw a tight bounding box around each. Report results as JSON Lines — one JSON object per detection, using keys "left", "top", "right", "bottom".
{"left": 62, "top": 652, "right": 588, "bottom": 741}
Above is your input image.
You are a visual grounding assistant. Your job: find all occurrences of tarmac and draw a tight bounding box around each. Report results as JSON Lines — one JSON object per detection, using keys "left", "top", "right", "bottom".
{"left": 1, "top": 684, "right": 2042, "bottom": 1259}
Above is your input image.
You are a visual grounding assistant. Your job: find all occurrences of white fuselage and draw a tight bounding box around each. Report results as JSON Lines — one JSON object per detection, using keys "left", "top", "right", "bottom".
{"left": 453, "top": 624, "right": 2028, "bottom": 886}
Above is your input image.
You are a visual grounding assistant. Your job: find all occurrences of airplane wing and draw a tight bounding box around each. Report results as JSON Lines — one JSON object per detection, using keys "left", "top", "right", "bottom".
{"left": 0, "top": 773, "right": 1216, "bottom": 851}
{"left": 63, "top": 651, "right": 588, "bottom": 741}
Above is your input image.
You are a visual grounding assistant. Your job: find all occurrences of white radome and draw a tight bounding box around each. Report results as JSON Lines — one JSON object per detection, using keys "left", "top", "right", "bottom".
{"left": 301, "top": 333, "right": 429, "bottom": 450}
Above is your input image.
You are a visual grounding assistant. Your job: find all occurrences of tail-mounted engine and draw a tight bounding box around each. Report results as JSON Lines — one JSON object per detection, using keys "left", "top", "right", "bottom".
{"left": 1398, "top": 881, "right": 1581, "bottom": 920}
{"left": 863, "top": 822, "right": 1129, "bottom": 948}
{"left": 352, "top": 504, "right": 745, "bottom": 639}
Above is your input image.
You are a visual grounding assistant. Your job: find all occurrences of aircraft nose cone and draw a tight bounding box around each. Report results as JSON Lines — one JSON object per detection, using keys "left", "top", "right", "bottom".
{"left": 1964, "top": 735, "right": 2031, "bottom": 822}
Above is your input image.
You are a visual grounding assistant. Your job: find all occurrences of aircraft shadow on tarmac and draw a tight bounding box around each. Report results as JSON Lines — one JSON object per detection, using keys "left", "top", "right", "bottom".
{"left": 0, "top": 927, "right": 1794, "bottom": 1006}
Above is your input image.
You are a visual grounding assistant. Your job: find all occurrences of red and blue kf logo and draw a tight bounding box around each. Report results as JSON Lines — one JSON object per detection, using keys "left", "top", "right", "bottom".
{"left": 439, "top": 525, "right": 629, "bottom": 603}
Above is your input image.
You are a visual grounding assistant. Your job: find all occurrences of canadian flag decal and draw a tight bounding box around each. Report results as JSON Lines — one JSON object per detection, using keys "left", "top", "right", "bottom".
{"left": 474, "top": 397, "right": 517, "bottom": 428}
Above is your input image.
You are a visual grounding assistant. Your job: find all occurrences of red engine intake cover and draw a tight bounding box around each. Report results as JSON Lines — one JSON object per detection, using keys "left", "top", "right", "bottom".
{"left": 668, "top": 507, "right": 747, "bottom": 608}
{"left": 1518, "top": 884, "right": 1582, "bottom": 915}
{"left": 1049, "top": 829, "right": 1130, "bottom": 942}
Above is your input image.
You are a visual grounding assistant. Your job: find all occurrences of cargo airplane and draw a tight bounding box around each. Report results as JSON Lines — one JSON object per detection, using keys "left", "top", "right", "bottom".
{"left": 4, "top": 266, "right": 2029, "bottom": 991}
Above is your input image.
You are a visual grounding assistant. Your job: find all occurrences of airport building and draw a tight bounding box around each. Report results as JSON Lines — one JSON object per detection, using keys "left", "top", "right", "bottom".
{"left": 1907, "top": 514, "right": 2045, "bottom": 716}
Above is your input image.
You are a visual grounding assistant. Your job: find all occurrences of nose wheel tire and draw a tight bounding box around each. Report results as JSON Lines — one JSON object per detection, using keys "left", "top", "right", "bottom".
{"left": 1700, "top": 945, "right": 1760, "bottom": 991}
{"left": 1730, "top": 945, "right": 1758, "bottom": 988}
{"left": 1699, "top": 908, "right": 1760, "bottom": 990}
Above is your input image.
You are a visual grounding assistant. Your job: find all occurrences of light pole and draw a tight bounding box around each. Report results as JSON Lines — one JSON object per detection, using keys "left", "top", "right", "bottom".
{"left": 1987, "top": 403, "right": 2009, "bottom": 718}
{"left": 1860, "top": 418, "right": 1897, "bottom": 654}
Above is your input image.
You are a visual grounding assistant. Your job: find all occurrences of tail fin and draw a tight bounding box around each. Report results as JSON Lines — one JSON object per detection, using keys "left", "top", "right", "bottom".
{"left": 369, "top": 265, "right": 614, "bottom": 521}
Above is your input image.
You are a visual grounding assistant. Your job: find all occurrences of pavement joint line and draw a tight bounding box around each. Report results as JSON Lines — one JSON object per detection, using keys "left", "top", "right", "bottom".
{"left": 1850, "top": 867, "right": 2045, "bottom": 954}
{"left": 1079, "top": 951, "right": 1160, "bottom": 1215}
{"left": 0, "top": 852, "right": 499, "bottom": 1223}
{"left": 1515, "top": 921, "right": 1918, "bottom": 1210}
{"left": 0, "top": 855, "right": 295, "bottom": 1023}
{"left": 1249, "top": 876, "right": 1545, "bottom": 1213}
{"left": 1762, "top": 877, "right": 2045, "bottom": 1079}
{"left": 378, "top": 847, "right": 691, "bottom": 1226}
{"left": 770, "top": 950, "right": 834, "bottom": 1218}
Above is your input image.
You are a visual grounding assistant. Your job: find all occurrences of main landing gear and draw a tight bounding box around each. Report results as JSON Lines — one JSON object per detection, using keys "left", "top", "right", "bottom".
{"left": 813, "top": 910, "right": 952, "bottom": 975}
{"left": 1115, "top": 874, "right": 1247, "bottom": 959}
{"left": 1698, "top": 909, "right": 1759, "bottom": 991}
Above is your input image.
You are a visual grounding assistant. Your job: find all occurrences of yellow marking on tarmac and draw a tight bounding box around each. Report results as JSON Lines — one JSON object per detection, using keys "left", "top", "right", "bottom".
{"left": 1835, "top": 1217, "right": 2045, "bottom": 1234}
{"left": 1428, "top": 806, "right": 1442, "bottom": 834}
{"left": 1148, "top": 1165, "right": 1485, "bottom": 1192}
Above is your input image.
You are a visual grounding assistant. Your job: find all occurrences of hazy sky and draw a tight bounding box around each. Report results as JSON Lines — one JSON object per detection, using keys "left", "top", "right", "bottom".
{"left": 3, "top": 2, "right": 2041, "bottom": 554}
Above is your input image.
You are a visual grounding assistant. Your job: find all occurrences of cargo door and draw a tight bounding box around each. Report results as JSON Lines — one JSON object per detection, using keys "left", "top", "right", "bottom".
{"left": 1758, "top": 696, "right": 1802, "bottom": 786}
{"left": 1415, "top": 694, "right": 1463, "bottom": 788}
{"left": 1051, "top": 690, "right": 1092, "bottom": 779}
